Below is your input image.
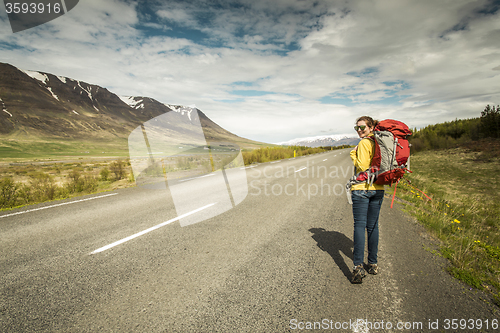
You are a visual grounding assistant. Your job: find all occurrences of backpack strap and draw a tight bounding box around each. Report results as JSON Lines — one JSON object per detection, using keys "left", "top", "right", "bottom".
{"left": 345, "top": 136, "right": 378, "bottom": 190}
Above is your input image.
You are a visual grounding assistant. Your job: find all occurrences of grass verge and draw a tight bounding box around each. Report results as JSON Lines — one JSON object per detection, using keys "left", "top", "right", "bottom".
{"left": 1, "top": 145, "right": 349, "bottom": 211}
{"left": 0, "top": 159, "right": 134, "bottom": 211}
{"left": 242, "top": 145, "right": 351, "bottom": 165}
{"left": 395, "top": 139, "right": 500, "bottom": 303}
{"left": 0, "top": 137, "right": 130, "bottom": 161}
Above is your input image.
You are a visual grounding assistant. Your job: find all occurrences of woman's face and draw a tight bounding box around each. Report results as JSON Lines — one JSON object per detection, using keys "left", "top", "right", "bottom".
{"left": 355, "top": 120, "right": 374, "bottom": 138}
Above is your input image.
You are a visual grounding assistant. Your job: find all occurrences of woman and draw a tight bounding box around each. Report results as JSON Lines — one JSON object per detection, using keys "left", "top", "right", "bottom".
{"left": 349, "top": 116, "right": 385, "bottom": 284}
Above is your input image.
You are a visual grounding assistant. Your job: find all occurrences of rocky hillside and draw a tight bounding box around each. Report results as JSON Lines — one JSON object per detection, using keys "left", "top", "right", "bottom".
{"left": 0, "top": 62, "right": 261, "bottom": 149}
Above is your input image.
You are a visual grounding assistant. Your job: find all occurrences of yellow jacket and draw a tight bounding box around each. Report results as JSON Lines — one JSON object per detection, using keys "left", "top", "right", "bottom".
{"left": 349, "top": 135, "right": 385, "bottom": 191}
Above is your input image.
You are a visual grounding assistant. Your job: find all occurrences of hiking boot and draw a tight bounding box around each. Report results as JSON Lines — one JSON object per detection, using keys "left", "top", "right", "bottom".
{"left": 351, "top": 264, "right": 366, "bottom": 284}
{"left": 366, "top": 263, "right": 378, "bottom": 275}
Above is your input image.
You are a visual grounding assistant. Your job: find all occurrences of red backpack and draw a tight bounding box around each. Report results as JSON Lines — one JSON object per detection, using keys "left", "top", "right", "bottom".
{"left": 346, "top": 119, "right": 412, "bottom": 205}
{"left": 370, "top": 119, "right": 412, "bottom": 185}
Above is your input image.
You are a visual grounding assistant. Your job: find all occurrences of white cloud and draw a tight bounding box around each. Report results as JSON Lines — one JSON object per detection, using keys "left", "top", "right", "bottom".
{"left": 0, "top": 0, "right": 499, "bottom": 143}
{"left": 156, "top": 8, "right": 196, "bottom": 27}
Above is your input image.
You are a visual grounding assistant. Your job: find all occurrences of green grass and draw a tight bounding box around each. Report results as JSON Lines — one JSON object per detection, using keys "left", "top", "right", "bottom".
{"left": 396, "top": 140, "right": 500, "bottom": 302}
{"left": 0, "top": 138, "right": 130, "bottom": 161}
{"left": 0, "top": 159, "right": 134, "bottom": 211}
{"left": 1, "top": 143, "right": 335, "bottom": 210}
{"left": 242, "top": 145, "right": 351, "bottom": 165}
{"left": 0, "top": 136, "right": 278, "bottom": 162}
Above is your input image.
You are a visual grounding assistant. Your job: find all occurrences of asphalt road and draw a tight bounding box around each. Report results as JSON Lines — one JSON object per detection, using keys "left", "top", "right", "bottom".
{"left": 1, "top": 149, "right": 498, "bottom": 332}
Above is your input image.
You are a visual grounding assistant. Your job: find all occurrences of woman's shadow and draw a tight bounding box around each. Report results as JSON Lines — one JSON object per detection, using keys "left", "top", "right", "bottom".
{"left": 309, "top": 228, "right": 353, "bottom": 280}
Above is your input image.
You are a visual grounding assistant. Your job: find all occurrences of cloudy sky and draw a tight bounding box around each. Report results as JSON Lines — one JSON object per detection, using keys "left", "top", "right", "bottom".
{"left": 1, "top": 0, "right": 499, "bottom": 143}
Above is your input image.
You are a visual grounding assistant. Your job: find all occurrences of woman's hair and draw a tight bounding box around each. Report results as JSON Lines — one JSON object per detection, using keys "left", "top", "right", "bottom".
{"left": 356, "top": 116, "right": 379, "bottom": 128}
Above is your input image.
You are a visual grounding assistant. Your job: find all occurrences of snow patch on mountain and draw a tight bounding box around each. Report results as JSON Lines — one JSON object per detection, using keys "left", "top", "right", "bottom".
{"left": 77, "top": 81, "right": 93, "bottom": 101}
{"left": 0, "top": 97, "right": 12, "bottom": 117}
{"left": 46, "top": 87, "right": 59, "bottom": 101}
{"left": 21, "top": 69, "right": 60, "bottom": 101}
{"left": 119, "top": 96, "right": 145, "bottom": 109}
{"left": 276, "top": 134, "right": 359, "bottom": 147}
{"left": 21, "top": 69, "right": 49, "bottom": 84}
{"left": 165, "top": 104, "right": 194, "bottom": 121}
{"left": 119, "top": 97, "right": 195, "bottom": 122}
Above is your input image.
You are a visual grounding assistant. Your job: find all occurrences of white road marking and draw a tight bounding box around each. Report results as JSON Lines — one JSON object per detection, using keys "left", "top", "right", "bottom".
{"left": 270, "top": 160, "right": 281, "bottom": 164}
{"left": 0, "top": 193, "right": 118, "bottom": 219}
{"left": 179, "top": 173, "right": 216, "bottom": 182}
{"left": 323, "top": 159, "right": 328, "bottom": 161}
{"left": 200, "top": 173, "right": 216, "bottom": 178}
{"left": 179, "top": 177, "right": 195, "bottom": 182}
{"left": 295, "top": 167, "right": 307, "bottom": 173}
{"left": 90, "top": 202, "right": 217, "bottom": 254}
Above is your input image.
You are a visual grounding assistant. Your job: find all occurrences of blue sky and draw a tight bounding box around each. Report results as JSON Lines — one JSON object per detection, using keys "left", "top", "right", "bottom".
{"left": 1, "top": 0, "right": 500, "bottom": 143}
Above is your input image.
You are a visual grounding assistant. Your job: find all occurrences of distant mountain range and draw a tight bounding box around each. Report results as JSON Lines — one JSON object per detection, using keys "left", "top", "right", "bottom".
{"left": 276, "top": 134, "right": 360, "bottom": 147}
{"left": 0, "top": 62, "right": 262, "bottom": 149}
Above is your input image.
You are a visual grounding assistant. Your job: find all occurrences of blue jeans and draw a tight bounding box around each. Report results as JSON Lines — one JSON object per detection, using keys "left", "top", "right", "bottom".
{"left": 351, "top": 190, "right": 384, "bottom": 266}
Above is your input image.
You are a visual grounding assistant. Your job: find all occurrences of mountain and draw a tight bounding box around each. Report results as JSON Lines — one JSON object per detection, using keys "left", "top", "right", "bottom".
{"left": 276, "top": 134, "right": 360, "bottom": 147}
{"left": 0, "top": 62, "right": 263, "bottom": 150}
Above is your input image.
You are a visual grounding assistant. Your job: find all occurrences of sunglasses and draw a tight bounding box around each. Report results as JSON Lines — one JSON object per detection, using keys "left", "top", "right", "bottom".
{"left": 354, "top": 125, "right": 367, "bottom": 131}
